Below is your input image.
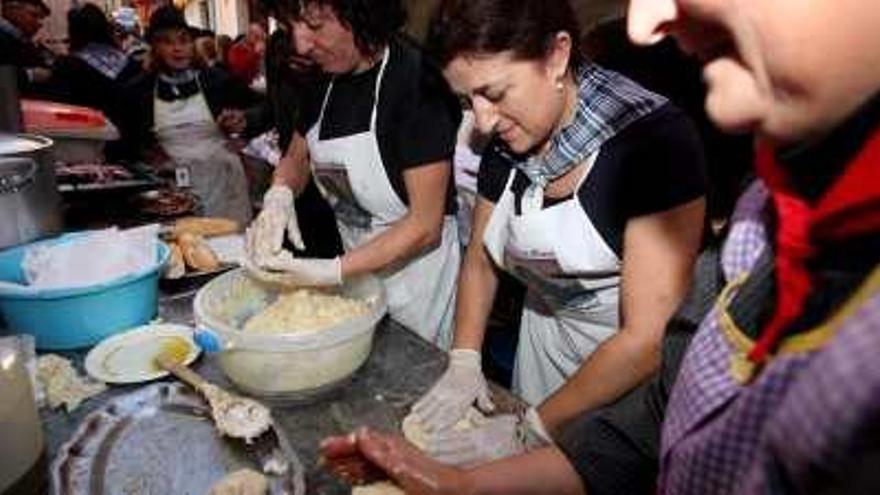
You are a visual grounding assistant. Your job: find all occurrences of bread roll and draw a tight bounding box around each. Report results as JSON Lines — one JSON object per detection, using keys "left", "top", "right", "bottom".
{"left": 173, "top": 217, "right": 240, "bottom": 238}
{"left": 164, "top": 242, "right": 186, "bottom": 279}
{"left": 178, "top": 234, "right": 221, "bottom": 272}
{"left": 175, "top": 231, "right": 198, "bottom": 247}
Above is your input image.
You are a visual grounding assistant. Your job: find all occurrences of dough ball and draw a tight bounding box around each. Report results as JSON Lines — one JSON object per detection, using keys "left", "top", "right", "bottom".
{"left": 352, "top": 481, "right": 406, "bottom": 495}
{"left": 207, "top": 468, "right": 268, "bottom": 495}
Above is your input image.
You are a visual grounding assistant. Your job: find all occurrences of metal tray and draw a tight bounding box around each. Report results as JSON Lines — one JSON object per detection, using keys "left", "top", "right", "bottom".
{"left": 56, "top": 164, "right": 162, "bottom": 197}
{"left": 160, "top": 263, "right": 238, "bottom": 293}
{"left": 58, "top": 178, "right": 161, "bottom": 194}
{"left": 51, "top": 382, "right": 306, "bottom": 495}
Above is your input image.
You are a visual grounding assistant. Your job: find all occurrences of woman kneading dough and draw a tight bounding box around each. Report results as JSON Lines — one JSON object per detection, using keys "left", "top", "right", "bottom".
{"left": 410, "top": 0, "right": 707, "bottom": 465}
{"left": 246, "top": 0, "right": 462, "bottom": 348}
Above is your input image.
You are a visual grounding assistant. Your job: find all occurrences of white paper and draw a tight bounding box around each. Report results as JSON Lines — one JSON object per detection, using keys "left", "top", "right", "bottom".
{"left": 22, "top": 225, "right": 160, "bottom": 290}
{"left": 205, "top": 234, "right": 245, "bottom": 264}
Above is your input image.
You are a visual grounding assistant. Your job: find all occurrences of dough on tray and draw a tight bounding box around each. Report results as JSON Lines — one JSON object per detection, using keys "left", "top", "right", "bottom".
{"left": 37, "top": 354, "right": 106, "bottom": 412}
{"left": 207, "top": 468, "right": 268, "bottom": 495}
{"left": 352, "top": 481, "right": 406, "bottom": 495}
{"left": 243, "top": 289, "right": 369, "bottom": 334}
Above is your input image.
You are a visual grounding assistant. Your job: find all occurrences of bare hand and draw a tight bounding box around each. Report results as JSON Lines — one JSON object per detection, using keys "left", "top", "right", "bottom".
{"left": 320, "top": 428, "right": 470, "bottom": 495}
{"left": 217, "top": 109, "right": 247, "bottom": 136}
{"left": 30, "top": 67, "right": 52, "bottom": 83}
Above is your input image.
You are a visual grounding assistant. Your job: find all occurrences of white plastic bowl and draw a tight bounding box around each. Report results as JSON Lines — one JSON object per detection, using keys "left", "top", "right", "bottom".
{"left": 193, "top": 268, "right": 387, "bottom": 400}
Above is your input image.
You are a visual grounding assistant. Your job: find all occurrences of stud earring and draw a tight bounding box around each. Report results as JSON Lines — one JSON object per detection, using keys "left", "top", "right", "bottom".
{"left": 555, "top": 80, "right": 564, "bottom": 92}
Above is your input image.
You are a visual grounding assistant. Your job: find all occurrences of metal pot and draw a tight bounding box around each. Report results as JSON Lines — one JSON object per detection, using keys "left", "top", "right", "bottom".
{"left": 0, "top": 151, "right": 62, "bottom": 250}
{"left": 0, "top": 65, "right": 22, "bottom": 133}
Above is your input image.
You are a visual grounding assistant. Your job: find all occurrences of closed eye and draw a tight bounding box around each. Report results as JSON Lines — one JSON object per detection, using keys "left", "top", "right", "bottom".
{"left": 485, "top": 90, "right": 506, "bottom": 103}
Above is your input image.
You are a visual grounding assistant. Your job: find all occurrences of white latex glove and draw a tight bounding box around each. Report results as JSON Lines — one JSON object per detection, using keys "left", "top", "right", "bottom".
{"left": 522, "top": 407, "right": 554, "bottom": 448}
{"left": 247, "top": 185, "right": 304, "bottom": 264}
{"left": 423, "top": 407, "right": 552, "bottom": 468}
{"left": 411, "top": 349, "right": 494, "bottom": 431}
{"left": 244, "top": 249, "right": 342, "bottom": 287}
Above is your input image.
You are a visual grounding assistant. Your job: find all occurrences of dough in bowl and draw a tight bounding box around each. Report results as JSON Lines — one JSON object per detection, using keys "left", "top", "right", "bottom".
{"left": 244, "top": 289, "right": 369, "bottom": 335}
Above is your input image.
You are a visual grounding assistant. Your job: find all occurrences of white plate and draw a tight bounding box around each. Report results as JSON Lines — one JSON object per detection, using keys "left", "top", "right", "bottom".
{"left": 85, "top": 324, "right": 201, "bottom": 384}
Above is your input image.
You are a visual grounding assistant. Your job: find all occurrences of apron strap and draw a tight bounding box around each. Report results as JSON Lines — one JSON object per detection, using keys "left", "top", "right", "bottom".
{"left": 316, "top": 77, "right": 335, "bottom": 134}
{"left": 481, "top": 169, "right": 518, "bottom": 268}
{"left": 370, "top": 46, "right": 392, "bottom": 132}
{"left": 317, "top": 45, "right": 392, "bottom": 137}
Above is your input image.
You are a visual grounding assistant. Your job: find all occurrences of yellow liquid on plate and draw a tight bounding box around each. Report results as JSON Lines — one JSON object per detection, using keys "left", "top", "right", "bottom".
{"left": 153, "top": 337, "right": 192, "bottom": 371}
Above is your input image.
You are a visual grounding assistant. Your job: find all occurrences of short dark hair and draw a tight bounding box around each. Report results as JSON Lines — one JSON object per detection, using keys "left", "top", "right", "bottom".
{"left": 67, "top": 3, "right": 116, "bottom": 51}
{"left": 264, "top": 0, "right": 405, "bottom": 55}
{"left": 145, "top": 6, "right": 191, "bottom": 43}
{"left": 3, "top": 0, "right": 50, "bottom": 17}
{"left": 426, "top": 0, "right": 582, "bottom": 70}
{"left": 196, "top": 28, "right": 216, "bottom": 39}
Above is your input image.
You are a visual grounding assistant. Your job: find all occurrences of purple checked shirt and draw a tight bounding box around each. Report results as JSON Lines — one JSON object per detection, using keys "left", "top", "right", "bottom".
{"left": 659, "top": 181, "right": 880, "bottom": 494}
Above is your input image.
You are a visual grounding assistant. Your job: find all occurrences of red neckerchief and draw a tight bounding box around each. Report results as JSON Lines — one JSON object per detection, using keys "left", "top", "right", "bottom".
{"left": 749, "top": 127, "right": 880, "bottom": 364}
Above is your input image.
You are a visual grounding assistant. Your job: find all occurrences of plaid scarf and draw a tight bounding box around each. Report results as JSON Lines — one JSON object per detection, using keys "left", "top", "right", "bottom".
{"left": 0, "top": 17, "right": 25, "bottom": 41}
{"left": 516, "top": 63, "right": 667, "bottom": 193}
{"left": 156, "top": 69, "right": 201, "bottom": 101}
{"left": 75, "top": 43, "right": 130, "bottom": 80}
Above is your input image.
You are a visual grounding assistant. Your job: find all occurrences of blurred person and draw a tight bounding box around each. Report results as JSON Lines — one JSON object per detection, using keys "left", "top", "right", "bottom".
{"left": 216, "top": 33, "right": 233, "bottom": 68}
{"left": 320, "top": 0, "right": 880, "bottom": 493}
{"left": 227, "top": 22, "right": 266, "bottom": 86}
{"left": 0, "top": 0, "right": 51, "bottom": 93}
{"left": 122, "top": 6, "right": 262, "bottom": 223}
{"left": 111, "top": 6, "right": 149, "bottom": 67}
{"left": 47, "top": 3, "right": 143, "bottom": 160}
{"left": 194, "top": 29, "right": 220, "bottom": 68}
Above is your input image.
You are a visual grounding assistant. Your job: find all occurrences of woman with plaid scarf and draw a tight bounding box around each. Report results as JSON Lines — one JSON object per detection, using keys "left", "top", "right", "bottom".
{"left": 405, "top": 0, "right": 708, "bottom": 466}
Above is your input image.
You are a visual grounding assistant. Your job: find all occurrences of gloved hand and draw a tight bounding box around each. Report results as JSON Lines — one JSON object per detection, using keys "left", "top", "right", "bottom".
{"left": 244, "top": 249, "right": 342, "bottom": 287}
{"left": 424, "top": 414, "right": 519, "bottom": 467}
{"left": 247, "top": 185, "right": 304, "bottom": 265}
{"left": 422, "top": 407, "right": 553, "bottom": 468}
{"left": 411, "top": 349, "right": 494, "bottom": 431}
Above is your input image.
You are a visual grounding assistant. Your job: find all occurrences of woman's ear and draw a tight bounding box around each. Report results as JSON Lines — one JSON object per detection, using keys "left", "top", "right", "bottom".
{"left": 545, "top": 31, "right": 573, "bottom": 82}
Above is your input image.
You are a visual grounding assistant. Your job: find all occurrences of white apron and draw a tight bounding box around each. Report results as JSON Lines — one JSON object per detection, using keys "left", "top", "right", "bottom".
{"left": 306, "top": 48, "right": 460, "bottom": 348}
{"left": 154, "top": 84, "right": 252, "bottom": 224}
{"left": 483, "top": 155, "right": 620, "bottom": 404}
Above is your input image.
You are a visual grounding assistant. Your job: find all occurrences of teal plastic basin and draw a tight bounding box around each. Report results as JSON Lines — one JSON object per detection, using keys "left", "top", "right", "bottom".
{"left": 0, "top": 233, "right": 170, "bottom": 350}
